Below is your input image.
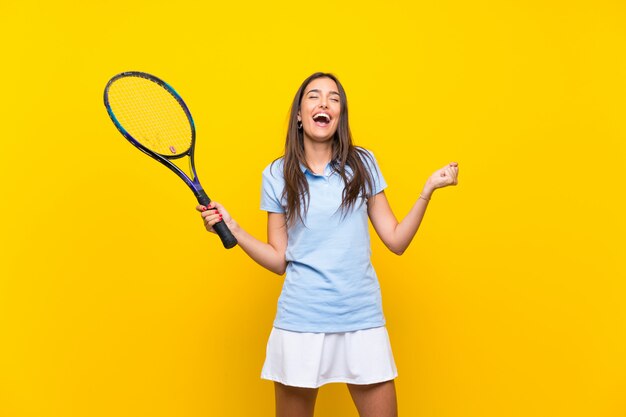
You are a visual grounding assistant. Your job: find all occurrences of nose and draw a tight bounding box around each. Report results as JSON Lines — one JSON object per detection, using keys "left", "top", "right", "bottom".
{"left": 319, "top": 95, "right": 329, "bottom": 109}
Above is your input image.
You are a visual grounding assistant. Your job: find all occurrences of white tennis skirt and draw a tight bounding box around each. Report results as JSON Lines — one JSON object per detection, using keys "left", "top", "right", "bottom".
{"left": 261, "top": 326, "right": 397, "bottom": 388}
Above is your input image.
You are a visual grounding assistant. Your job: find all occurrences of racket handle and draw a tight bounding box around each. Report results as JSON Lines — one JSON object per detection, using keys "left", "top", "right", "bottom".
{"left": 197, "top": 190, "right": 238, "bottom": 249}
{"left": 213, "top": 221, "right": 238, "bottom": 249}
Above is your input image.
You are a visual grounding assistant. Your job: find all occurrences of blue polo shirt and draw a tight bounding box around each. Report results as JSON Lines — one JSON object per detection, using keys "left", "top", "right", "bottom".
{"left": 260, "top": 150, "right": 387, "bottom": 333}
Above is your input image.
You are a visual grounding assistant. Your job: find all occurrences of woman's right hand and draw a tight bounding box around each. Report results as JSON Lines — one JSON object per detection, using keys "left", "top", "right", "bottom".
{"left": 196, "top": 202, "right": 234, "bottom": 234}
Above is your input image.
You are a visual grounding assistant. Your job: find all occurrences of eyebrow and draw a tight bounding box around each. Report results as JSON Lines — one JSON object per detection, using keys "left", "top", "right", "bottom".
{"left": 305, "top": 88, "right": 340, "bottom": 96}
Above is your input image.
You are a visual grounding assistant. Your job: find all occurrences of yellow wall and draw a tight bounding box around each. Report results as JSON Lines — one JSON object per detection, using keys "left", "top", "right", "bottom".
{"left": 1, "top": 1, "right": 625, "bottom": 416}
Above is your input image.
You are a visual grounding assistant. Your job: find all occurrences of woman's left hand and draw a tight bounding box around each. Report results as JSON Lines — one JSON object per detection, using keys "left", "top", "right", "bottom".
{"left": 425, "top": 162, "right": 459, "bottom": 192}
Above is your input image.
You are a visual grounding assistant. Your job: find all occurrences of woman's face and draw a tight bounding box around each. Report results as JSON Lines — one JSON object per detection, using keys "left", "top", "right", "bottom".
{"left": 298, "top": 77, "right": 341, "bottom": 143}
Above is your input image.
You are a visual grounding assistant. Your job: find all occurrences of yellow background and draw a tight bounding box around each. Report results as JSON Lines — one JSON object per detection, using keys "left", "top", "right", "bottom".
{"left": 1, "top": 1, "right": 625, "bottom": 416}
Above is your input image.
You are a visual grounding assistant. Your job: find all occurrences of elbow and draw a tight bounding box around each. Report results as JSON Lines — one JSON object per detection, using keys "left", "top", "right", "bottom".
{"left": 270, "top": 261, "right": 287, "bottom": 276}
{"left": 272, "top": 267, "right": 286, "bottom": 276}
{"left": 381, "top": 233, "right": 409, "bottom": 256}
{"left": 387, "top": 243, "right": 406, "bottom": 256}
{"left": 385, "top": 236, "right": 412, "bottom": 256}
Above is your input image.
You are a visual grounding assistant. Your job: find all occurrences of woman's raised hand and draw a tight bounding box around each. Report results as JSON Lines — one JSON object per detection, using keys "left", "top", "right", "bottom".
{"left": 425, "top": 162, "right": 459, "bottom": 192}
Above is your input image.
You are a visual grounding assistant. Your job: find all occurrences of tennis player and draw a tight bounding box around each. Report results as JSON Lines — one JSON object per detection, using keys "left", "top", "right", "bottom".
{"left": 199, "top": 72, "right": 459, "bottom": 417}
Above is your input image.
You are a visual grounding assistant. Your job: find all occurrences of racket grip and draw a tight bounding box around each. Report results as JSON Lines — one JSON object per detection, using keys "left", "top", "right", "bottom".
{"left": 197, "top": 191, "right": 238, "bottom": 249}
{"left": 213, "top": 220, "right": 238, "bottom": 249}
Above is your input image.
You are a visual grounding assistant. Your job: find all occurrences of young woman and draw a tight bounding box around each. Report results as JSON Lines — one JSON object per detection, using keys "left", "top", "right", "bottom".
{"left": 198, "top": 72, "right": 459, "bottom": 417}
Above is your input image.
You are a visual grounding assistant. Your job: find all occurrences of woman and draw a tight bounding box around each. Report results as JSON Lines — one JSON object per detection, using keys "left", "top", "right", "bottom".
{"left": 199, "top": 72, "right": 459, "bottom": 417}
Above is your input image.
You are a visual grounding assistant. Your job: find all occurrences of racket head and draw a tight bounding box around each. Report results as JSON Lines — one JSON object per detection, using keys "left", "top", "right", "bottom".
{"left": 104, "top": 71, "right": 196, "bottom": 159}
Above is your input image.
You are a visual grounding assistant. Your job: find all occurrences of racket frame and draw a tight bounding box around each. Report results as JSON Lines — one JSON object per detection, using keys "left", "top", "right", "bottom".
{"left": 104, "top": 71, "right": 237, "bottom": 249}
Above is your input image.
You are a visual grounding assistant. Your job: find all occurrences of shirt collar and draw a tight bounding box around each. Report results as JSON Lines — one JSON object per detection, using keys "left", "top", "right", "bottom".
{"left": 300, "top": 160, "right": 338, "bottom": 176}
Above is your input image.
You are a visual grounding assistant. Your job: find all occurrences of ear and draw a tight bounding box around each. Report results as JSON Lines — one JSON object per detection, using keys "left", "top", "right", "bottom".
{"left": 297, "top": 112, "right": 301, "bottom": 122}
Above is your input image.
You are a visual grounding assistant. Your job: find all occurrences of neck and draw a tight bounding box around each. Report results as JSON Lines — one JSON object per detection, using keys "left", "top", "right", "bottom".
{"left": 303, "top": 139, "right": 333, "bottom": 174}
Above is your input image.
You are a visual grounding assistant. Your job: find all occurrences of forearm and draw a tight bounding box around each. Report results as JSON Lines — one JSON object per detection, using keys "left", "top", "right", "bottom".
{"left": 389, "top": 188, "right": 433, "bottom": 255}
{"left": 374, "top": 185, "right": 434, "bottom": 256}
{"left": 370, "top": 161, "right": 458, "bottom": 255}
{"left": 229, "top": 222, "right": 287, "bottom": 275}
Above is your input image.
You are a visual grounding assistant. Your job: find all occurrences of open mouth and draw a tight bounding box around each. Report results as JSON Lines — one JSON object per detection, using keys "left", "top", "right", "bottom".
{"left": 312, "top": 112, "right": 331, "bottom": 126}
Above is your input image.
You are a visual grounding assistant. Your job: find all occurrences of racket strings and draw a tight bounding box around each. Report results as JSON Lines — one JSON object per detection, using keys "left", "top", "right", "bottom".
{"left": 107, "top": 76, "right": 192, "bottom": 156}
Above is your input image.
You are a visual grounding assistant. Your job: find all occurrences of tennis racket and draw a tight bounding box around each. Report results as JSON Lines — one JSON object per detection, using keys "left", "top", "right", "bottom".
{"left": 103, "top": 71, "right": 237, "bottom": 249}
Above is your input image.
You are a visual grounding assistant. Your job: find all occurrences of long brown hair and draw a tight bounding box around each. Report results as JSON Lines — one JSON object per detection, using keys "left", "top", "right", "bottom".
{"left": 278, "top": 72, "right": 376, "bottom": 226}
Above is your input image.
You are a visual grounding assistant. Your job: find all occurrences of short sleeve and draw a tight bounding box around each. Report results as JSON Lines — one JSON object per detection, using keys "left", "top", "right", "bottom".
{"left": 260, "top": 160, "right": 286, "bottom": 213}
{"left": 364, "top": 150, "right": 387, "bottom": 196}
